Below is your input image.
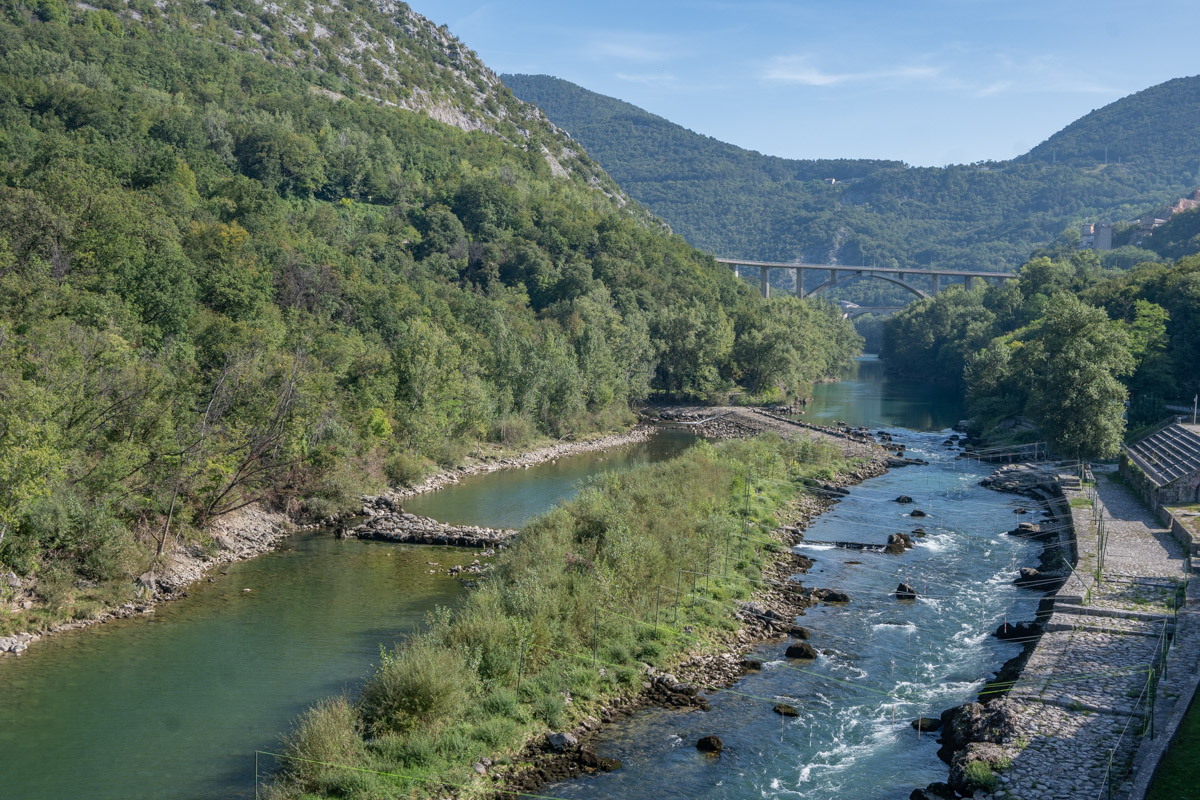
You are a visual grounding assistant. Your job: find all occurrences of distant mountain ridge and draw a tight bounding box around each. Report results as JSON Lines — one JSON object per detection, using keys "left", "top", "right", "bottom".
{"left": 503, "top": 73, "right": 1200, "bottom": 274}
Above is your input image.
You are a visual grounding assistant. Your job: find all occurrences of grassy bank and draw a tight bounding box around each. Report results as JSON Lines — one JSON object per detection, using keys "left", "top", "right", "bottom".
{"left": 268, "top": 433, "right": 859, "bottom": 799}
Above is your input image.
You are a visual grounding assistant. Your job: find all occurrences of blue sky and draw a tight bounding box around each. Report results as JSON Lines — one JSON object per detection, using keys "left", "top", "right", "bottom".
{"left": 406, "top": 0, "right": 1200, "bottom": 167}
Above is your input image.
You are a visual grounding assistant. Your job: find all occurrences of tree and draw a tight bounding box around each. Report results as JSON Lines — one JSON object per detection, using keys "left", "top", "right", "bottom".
{"left": 1024, "top": 293, "right": 1133, "bottom": 459}
{"left": 653, "top": 301, "right": 734, "bottom": 400}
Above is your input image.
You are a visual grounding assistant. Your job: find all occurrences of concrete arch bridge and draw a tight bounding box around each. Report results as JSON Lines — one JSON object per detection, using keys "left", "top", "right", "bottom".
{"left": 716, "top": 258, "right": 1017, "bottom": 315}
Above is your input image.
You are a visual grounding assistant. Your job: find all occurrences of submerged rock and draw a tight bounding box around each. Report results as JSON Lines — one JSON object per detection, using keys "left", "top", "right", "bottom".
{"left": 787, "top": 625, "right": 811, "bottom": 639}
{"left": 911, "top": 716, "right": 942, "bottom": 732}
{"left": 895, "top": 495, "right": 914, "bottom": 504}
{"left": 785, "top": 642, "right": 817, "bottom": 659}
{"left": 696, "top": 735, "right": 723, "bottom": 754}
{"left": 773, "top": 703, "right": 800, "bottom": 717}
{"left": 909, "top": 509, "right": 928, "bottom": 518}
{"left": 578, "top": 747, "right": 621, "bottom": 772}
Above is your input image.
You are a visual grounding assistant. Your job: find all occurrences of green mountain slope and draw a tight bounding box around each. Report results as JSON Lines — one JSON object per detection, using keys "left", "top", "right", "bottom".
{"left": 503, "top": 73, "right": 1200, "bottom": 276}
{"left": 0, "top": 0, "right": 860, "bottom": 630}
{"left": 1026, "top": 76, "right": 1200, "bottom": 175}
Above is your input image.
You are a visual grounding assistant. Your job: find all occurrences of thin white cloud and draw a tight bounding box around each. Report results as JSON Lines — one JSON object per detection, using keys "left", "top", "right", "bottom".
{"left": 763, "top": 57, "right": 942, "bottom": 86}
{"left": 585, "top": 33, "right": 681, "bottom": 63}
{"left": 615, "top": 72, "right": 678, "bottom": 87}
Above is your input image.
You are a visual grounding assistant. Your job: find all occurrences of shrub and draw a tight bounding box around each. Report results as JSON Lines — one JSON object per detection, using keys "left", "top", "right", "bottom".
{"left": 471, "top": 715, "right": 519, "bottom": 748}
{"left": 963, "top": 760, "right": 998, "bottom": 791}
{"left": 281, "top": 696, "right": 362, "bottom": 788}
{"left": 384, "top": 450, "right": 427, "bottom": 487}
{"left": 360, "top": 639, "right": 475, "bottom": 734}
{"left": 531, "top": 694, "right": 564, "bottom": 729}
{"left": 478, "top": 688, "right": 519, "bottom": 718}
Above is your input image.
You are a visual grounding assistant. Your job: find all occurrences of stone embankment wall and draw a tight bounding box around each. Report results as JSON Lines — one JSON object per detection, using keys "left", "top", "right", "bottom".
{"left": 347, "top": 495, "right": 517, "bottom": 548}
{"left": 920, "top": 464, "right": 1200, "bottom": 800}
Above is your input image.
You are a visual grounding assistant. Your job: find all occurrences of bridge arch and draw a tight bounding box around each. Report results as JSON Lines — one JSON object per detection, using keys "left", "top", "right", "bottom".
{"left": 808, "top": 271, "right": 930, "bottom": 299}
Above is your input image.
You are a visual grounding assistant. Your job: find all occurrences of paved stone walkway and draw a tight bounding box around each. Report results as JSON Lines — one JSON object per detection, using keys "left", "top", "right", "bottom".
{"left": 974, "top": 472, "right": 1197, "bottom": 800}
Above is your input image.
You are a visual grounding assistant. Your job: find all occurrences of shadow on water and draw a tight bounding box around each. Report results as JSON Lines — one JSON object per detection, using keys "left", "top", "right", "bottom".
{"left": 799, "top": 356, "right": 965, "bottom": 433}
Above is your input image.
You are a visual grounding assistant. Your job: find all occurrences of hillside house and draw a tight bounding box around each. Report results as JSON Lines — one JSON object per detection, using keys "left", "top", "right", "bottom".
{"left": 1122, "top": 419, "right": 1200, "bottom": 509}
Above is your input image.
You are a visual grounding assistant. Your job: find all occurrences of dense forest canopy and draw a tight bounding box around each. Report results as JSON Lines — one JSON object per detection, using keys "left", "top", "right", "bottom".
{"left": 0, "top": 0, "right": 860, "bottom": 627}
{"left": 881, "top": 252, "right": 1200, "bottom": 457}
{"left": 503, "top": 73, "right": 1200, "bottom": 285}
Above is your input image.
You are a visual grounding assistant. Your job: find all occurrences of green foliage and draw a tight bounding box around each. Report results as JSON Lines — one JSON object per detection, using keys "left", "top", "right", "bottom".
{"left": 886, "top": 252, "right": 1199, "bottom": 457}
{"left": 0, "top": 2, "right": 860, "bottom": 626}
{"left": 504, "top": 73, "right": 1200, "bottom": 293}
{"left": 360, "top": 638, "right": 475, "bottom": 735}
{"left": 963, "top": 759, "right": 999, "bottom": 791}
{"left": 276, "top": 434, "right": 857, "bottom": 798}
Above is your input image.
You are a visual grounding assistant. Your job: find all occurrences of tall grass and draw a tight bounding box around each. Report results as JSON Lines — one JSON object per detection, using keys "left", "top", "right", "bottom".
{"left": 272, "top": 434, "right": 855, "bottom": 798}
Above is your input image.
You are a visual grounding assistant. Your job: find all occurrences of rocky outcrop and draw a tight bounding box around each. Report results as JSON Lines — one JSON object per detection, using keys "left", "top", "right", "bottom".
{"left": 349, "top": 496, "right": 516, "bottom": 547}
{"left": 949, "top": 742, "right": 1009, "bottom": 796}
{"left": 993, "top": 621, "right": 1041, "bottom": 642}
{"left": 980, "top": 463, "right": 1058, "bottom": 495}
{"left": 0, "top": 632, "right": 38, "bottom": 654}
{"left": 937, "top": 700, "right": 1021, "bottom": 764}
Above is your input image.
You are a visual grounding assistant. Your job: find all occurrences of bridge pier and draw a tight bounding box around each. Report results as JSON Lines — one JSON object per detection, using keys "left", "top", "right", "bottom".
{"left": 965, "top": 275, "right": 975, "bottom": 291}
{"left": 932, "top": 273, "right": 941, "bottom": 294}
{"left": 795, "top": 267, "right": 805, "bottom": 298}
{"left": 760, "top": 265, "right": 769, "bottom": 298}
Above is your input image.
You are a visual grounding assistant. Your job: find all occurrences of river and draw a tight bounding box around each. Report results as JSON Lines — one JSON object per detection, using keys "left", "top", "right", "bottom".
{"left": 548, "top": 426, "right": 1041, "bottom": 800}
{"left": 0, "top": 358, "right": 1040, "bottom": 799}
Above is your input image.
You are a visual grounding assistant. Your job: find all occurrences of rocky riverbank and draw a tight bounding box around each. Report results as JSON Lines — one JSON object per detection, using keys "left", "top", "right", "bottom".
{"left": 342, "top": 428, "right": 654, "bottom": 518}
{"left": 494, "top": 434, "right": 893, "bottom": 797}
{"left": 0, "top": 504, "right": 294, "bottom": 655}
{"left": 2, "top": 429, "right": 654, "bottom": 656}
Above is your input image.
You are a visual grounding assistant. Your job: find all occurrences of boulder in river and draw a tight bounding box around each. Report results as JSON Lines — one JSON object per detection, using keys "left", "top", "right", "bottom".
{"left": 909, "top": 509, "right": 928, "bottom": 518}
{"left": 895, "top": 582, "right": 918, "bottom": 600}
{"left": 696, "top": 735, "right": 723, "bottom": 754}
{"left": 911, "top": 716, "right": 942, "bottom": 732}
{"left": 1013, "top": 567, "right": 1042, "bottom": 587}
{"left": 910, "top": 782, "right": 958, "bottom": 800}
{"left": 788, "top": 625, "right": 811, "bottom": 639}
{"left": 993, "top": 620, "right": 1041, "bottom": 642}
{"left": 773, "top": 703, "right": 800, "bottom": 717}
{"left": 895, "top": 495, "right": 914, "bottom": 504}
{"left": 785, "top": 642, "right": 818, "bottom": 659}
{"left": 741, "top": 658, "right": 763, "bottom": 671}
{"left": 546, "top": 731, "right": 578, "bottom": 753}
{"left": 811, "top": 588, "right": 850, "bottom": 603}
{"left": 938, "top": 700, "right": 1021, "bottom": 761}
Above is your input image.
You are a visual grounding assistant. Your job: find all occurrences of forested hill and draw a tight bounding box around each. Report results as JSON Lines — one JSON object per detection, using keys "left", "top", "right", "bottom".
{"left": 503, "top": 73, "right": 1200, "bottom": 273}
{"left": 0, "top": 0, "right": 861, "bottom": 630}
{"left": 1026, "top": 76, "right": 1200, "bottom": 175}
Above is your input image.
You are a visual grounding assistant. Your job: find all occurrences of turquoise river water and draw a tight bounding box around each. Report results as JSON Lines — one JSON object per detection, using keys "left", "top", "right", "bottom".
{"left": 0, "top": 356, "right": 1043, "bottom": 799}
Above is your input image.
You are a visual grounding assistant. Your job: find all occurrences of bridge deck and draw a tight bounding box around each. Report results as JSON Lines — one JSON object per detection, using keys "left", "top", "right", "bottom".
{"left": 715, "top": 258, "right": 1015, "bottom": 279}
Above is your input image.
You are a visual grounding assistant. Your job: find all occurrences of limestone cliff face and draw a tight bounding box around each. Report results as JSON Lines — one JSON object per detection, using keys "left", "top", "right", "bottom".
{"left": 98, "top": 0, "right": 632, "bottom": 201}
